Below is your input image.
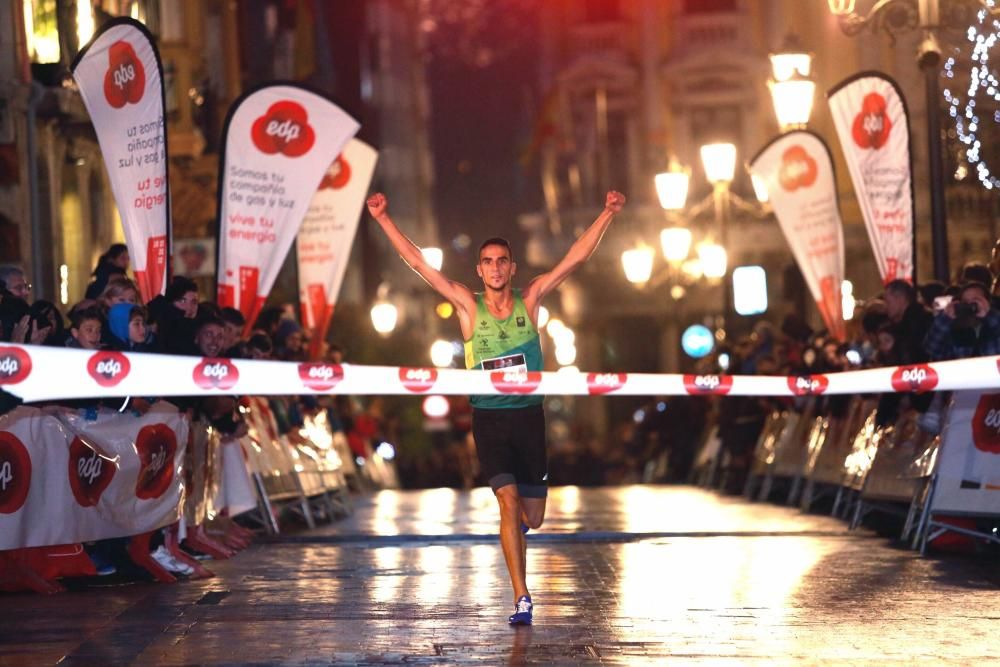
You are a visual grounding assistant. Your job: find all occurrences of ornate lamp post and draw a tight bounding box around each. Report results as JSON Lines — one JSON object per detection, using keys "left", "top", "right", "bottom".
{"left": 767, "top": 34, "right": 816, "bottom": 131}
{"left": 825, "top": 0, "right": 1000, "bottom": 281}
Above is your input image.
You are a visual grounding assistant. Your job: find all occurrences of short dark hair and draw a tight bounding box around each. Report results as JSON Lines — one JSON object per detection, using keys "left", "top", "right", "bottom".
{"left": 960, "top": 262, "right": 993, "bottom": 287}
{"left": 960, "top": 281, "right": 991, "bottom": 303}
{"left": 129, "top": 305, "right": 148, "bottom": 322}
{"left": 165, "top": 276, "right": 198, "bottom": 303}
{"left": 884, "top": 279, "right": 916, "bottom": 303}
{"left": 247, "top": 332, "right": 272, "bottom": 354}
{"left": 195, "top": 315, "right": 225, "bottom": 334}
{"left": 71, "top": 306, "right": 103, "bottom": 330}
{"left": 478, "top": 237, "right": 512, "bottom": 261}
{"left": 220, "top": 307, "right": 246, "bottom": 327}
{"left": 917, "top": 280, "right": 947, "bottom": 305}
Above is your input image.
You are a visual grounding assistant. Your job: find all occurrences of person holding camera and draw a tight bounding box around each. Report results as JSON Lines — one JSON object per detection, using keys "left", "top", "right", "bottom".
{"left": 924, "top": 281, "right": 1000, "bottom": 361}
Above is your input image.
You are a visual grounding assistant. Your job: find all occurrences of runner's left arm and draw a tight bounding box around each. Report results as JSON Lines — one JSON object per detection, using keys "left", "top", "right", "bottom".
{"left": 523, "top": 190, "right": 625, "bottom": 318}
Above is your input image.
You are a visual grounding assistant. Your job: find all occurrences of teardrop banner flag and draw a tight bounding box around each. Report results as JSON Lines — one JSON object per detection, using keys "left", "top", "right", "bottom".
{"left": 216, "top": 83, "right": 359, "bottom": 330}
{"left": 296, "top": 139, "right": 378, "bottom": 359}
{"left": 828, "top": 71, "right": 915, "bottom": 284}
{"left": 749, "top": 131, "right": 846, "bottom": 341}
{"left": 71, "top": 18, "right": 169, "bottom": 302}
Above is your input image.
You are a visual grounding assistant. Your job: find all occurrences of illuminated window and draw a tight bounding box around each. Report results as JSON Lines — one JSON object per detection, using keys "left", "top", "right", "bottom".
{"left": 733, "top": 265, "right": 768, "bottom": 316}
{"left": 24, "top": 0, "right": 60, "bottom": 64}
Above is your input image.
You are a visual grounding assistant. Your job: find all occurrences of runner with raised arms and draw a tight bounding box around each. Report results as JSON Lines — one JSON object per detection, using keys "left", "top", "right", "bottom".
{"left": 366, "top": 189, "right": 625, "bottom": 625}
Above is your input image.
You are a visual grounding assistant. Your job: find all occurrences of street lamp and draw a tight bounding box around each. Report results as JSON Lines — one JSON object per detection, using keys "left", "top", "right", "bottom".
{"left": 768, "top": 34, "right": 816, "bottom": 131}
{"left": 654, "top": 163, "right": 690, "bottom": 211}
{"left": 660, "top": 227, "right": 692, "bottom": 263}
{"left": 420, "top": 247, "right": 443, "bottom": 271}
{"left": 825, "top": 0, "right": 1000, "bottom": 282}
{"left": 700, "top": 143, "right": 737, "bottom": 185}
{"left": 370, "top": 302, "right": 398, "bottom": 335}
{"left": 699, "top": 142, "right": 737, "bottom": 334}
{"left": 621, "top": 245, "right": 656, "bottom": 285}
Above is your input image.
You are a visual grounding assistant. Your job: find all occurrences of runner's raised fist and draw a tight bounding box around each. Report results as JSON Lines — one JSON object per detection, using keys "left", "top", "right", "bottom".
{"left": 367, "top": 193, "right": 387, "bottom": 218}
{"left": 605, "top": 190, "right": 626, "bottom": 213}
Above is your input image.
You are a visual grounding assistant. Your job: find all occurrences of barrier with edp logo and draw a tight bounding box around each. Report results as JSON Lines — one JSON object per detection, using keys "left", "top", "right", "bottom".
{"left": 0, "top": 403, "right": 188, "bottom": 550}
{"left": 3, "top": 344, "right": 1000, "bottom": 402}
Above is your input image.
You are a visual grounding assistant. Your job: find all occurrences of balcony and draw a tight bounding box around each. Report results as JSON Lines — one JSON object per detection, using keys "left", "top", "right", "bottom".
{"left": 567, "top": 22, "right": 631, "bottom": 64}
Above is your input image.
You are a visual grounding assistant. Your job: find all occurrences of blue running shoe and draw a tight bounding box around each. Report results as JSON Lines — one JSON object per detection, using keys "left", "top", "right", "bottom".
{"left": 508, "top": 595, "right": 533, "bottom": 625}
{"left": 521, "top": 522, "right": 530, "bottom": 534}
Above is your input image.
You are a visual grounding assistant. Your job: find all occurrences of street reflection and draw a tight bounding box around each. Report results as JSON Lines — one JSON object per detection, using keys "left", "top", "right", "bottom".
{"left": 416, "top": 545, "right": 455, "bottom": 601}
{"left": 373, "top": 489, "right": 401, "bottom": 535}
{"left": 618, "top": 536, "right": 828, "bottom": 647}
{"left": 507, "top": 626, "right": 533, "bottom": 666}
{"left": 470, "top": 543, "right": 499, "bottom": 598}
{"left": 371, "top": 546, "right": 403, "bottom": 604}
{"left": 415, "top": 487, "right": 459, "bottom": 534}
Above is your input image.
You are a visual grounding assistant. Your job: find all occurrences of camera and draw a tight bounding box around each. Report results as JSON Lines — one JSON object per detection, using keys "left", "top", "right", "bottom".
{"left": 953, "top": 301, "right": 978, "bottom": 320}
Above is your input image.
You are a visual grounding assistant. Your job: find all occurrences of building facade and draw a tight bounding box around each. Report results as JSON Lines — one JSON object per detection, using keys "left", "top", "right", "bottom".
{"left": 1, "top": 0, "right": 439, "bottom": 332}
{"left": 527, "top": 0, "right": 998, "bottom": 378}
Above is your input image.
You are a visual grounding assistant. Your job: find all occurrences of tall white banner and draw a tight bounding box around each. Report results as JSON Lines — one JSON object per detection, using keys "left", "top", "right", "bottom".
{"left": 828, "top": 72, "right": 915, "bottom": 284}
{"left": 72, "top": 18, "right": 169, "bottom": 302}
{"left": 216, "top": 84, "right": 359, "bottom": 329}
{"left": 931, "top": 390, "right": 1000, "bottom": 515}
{"left": 296, "top": 139, "right": 377, "bottom": 358}
{"left": 749, "top": 131, "right": 846, "bottom": 341}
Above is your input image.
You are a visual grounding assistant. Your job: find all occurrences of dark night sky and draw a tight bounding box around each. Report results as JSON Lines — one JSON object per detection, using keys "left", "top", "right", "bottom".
{"left": 425, "top": 4, "right": 543, "bottom": 278}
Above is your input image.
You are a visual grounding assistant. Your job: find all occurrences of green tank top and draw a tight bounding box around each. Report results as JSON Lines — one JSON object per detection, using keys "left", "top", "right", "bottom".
{"left": 464, "top": 289, "right": 544, "bottom": 409}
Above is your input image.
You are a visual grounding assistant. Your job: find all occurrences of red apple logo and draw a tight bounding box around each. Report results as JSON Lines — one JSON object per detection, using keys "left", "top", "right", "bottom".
{"left": 683, "top": 374, "right": 733, "bottom": 396}
{"left": 103, "top": 40, "right": 145, "bottom": 108}
{"left": 490, "top": 370, "right": 543, "bottom": 394}
{"left": 251, "top": 100, "right": 316, "bottom": 157}
{"left": 787, "top": 374, "right": 829, "bottom": 396}
{"left": 399, "top": 367, "right": 438, "bottom": 393}
{"left": 193, "top": 358, "right": 240, "bottom": 391}
{"left": 298, "top": 362, "right": 344, "bottom": 391}
{"left": 0, "top": 346, "right": 31, "bottom": 385}
{"left": 890, "top": 364, "right": 938, "bottom": 393}
{"left": 972, "top": 393, "right": 1000, "bottom": 455}
{"left": 852, "top": 92, "right": 892, "bottom": 150}
{"left": 778, "top": 145, "right": 818, "bottom": 192}
{"left": 135, "top": 423, "right": 177, "bottom": 500}
{"left": 587, "top": 372, "right": 627, "bottom": 395}
{"left": 86, "top": 350, "right": 131, "bottom": 387}
{"left": 68, "top": 437, "right": 117, "bottom": 507}
{"left": 319, "top": 155, "right": 351, "bottom": 189}
{"left": 0, "top": 432, "right": 31, "bottom": 514}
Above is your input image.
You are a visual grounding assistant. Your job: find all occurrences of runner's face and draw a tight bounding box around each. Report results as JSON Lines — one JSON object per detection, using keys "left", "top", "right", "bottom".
{"left": 477, "top": 245, "right": 514, "bottom": 291}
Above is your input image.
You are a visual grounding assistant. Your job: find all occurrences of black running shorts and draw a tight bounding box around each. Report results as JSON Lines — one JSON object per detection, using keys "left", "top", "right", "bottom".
{"left": 472, "top": 405, "right": 548, "bottom": 498}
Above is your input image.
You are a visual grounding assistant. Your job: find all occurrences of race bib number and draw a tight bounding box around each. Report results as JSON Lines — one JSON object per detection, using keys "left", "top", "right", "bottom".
{"left": 481, "top": 353, "right": 527, "bottom": 374}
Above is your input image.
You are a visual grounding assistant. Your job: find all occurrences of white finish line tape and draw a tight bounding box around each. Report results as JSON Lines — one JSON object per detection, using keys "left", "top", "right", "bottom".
{"left": 1, "top": 344, "right": 998, "bottom": 402}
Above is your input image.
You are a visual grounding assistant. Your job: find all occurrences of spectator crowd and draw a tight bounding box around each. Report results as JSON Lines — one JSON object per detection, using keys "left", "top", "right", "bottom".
{"left": 0, "top": 246, "right": 382, "bottom": 581}
{"left": 615, "top": 244, "right": 1000, "bottom": 494}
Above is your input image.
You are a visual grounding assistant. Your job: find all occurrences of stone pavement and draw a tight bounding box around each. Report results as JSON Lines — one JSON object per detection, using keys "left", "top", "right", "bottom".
{"left": 1, "top": 485, "right": 999, "bottom": 665}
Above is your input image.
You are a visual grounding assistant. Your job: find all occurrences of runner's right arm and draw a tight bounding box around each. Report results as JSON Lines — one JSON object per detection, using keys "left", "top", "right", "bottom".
{"left": 366, "top": 193, "right": 477, "bottom": 322}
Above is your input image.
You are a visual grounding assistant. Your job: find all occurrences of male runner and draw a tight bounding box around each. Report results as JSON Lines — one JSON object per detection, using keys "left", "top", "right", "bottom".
{"left": 366, "top": 190, "right": 626, "bottom": 625}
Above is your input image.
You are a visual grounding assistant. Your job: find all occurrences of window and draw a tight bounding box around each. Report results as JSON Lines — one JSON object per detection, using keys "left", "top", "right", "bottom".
{"left": 683, "top": 0, "right": 737, "bottom": 14}
{"left": 583, "top": 0, "right": 620, "bottom": 23}
{"left": 689, "top": 105, "right": 742, "bottom": 147}
{"left": 23, "top": 0, "right": 60, "bottom": 63}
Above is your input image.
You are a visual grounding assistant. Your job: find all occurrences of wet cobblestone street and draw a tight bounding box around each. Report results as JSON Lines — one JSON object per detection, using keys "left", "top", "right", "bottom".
{"left": 2, "top": 486, "right": 998, "bottom": 665}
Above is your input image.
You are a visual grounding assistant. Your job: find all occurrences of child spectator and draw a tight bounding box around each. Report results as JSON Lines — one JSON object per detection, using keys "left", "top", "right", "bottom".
{"left": 67, "top": 306, "right": 103, "bottom": 350}
{"left": 98, "top": 277, "right": 140, "bottom": 308}
{"left": 107, "top": 303, "right": 152, "bottom": 352}
{"left": 220, "top": 307, "right": 246, "bottom": 357}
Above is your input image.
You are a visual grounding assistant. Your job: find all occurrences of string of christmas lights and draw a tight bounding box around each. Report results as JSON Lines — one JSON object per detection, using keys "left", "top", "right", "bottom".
{"left": 943, "top": 1, "right": 1000, "bottom": 190}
